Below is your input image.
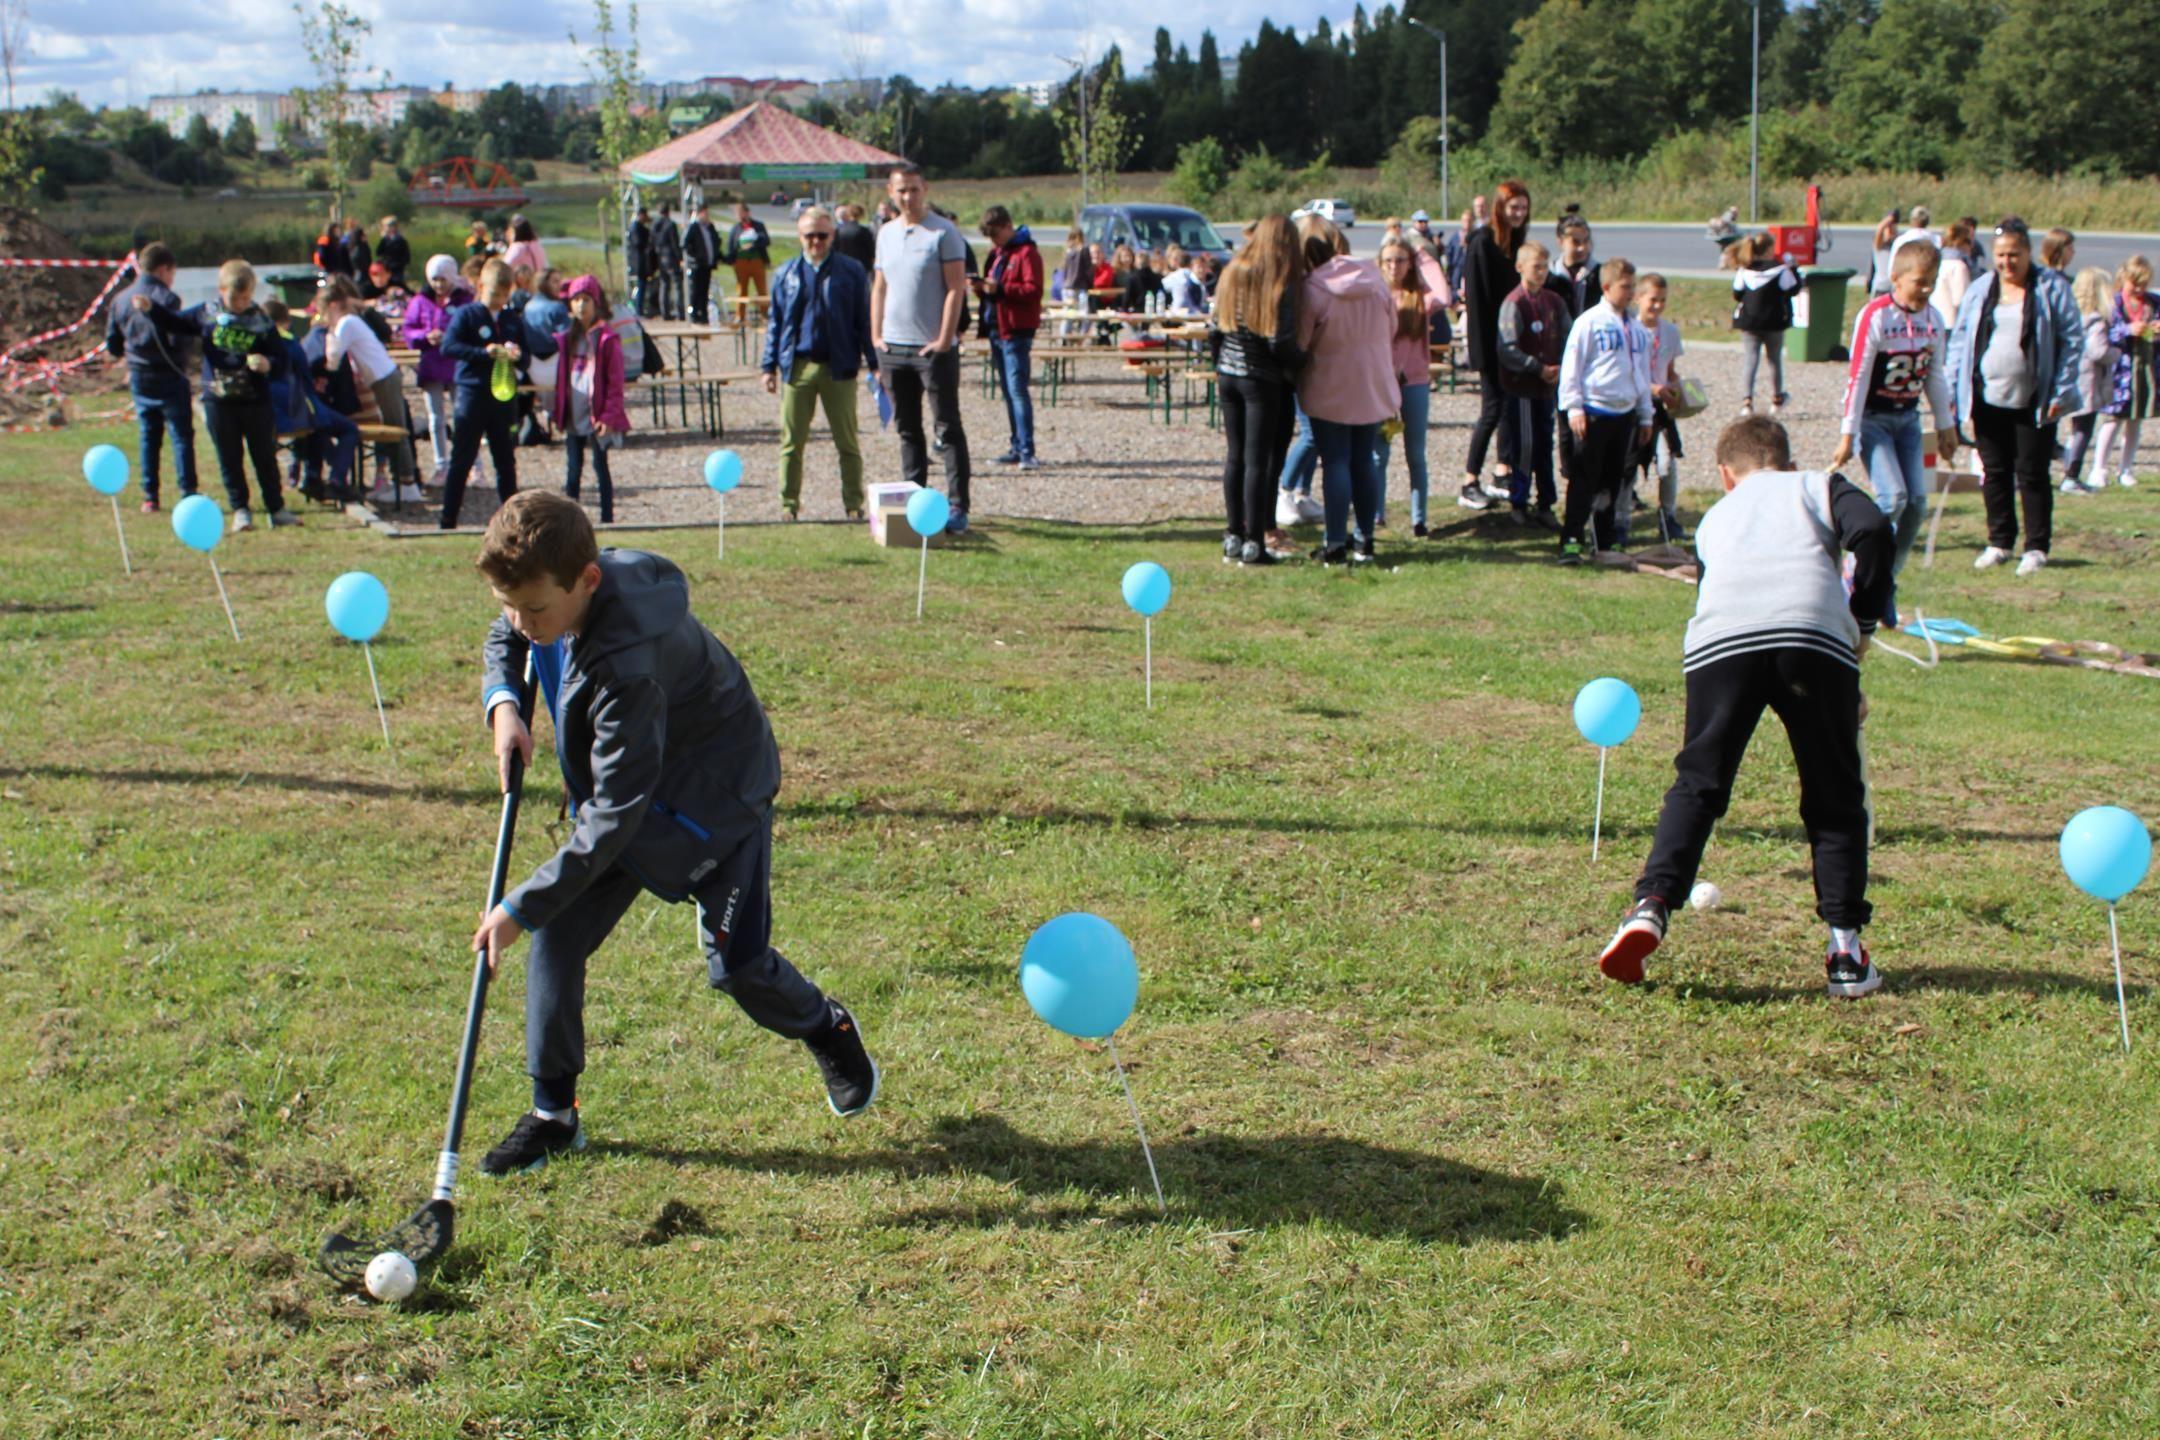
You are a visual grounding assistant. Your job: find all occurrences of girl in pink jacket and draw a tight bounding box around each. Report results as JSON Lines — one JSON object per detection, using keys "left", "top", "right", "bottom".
{"left": 1295, "top": 217, "right": 1400, "bottom": 564}
{"left": 551, "top": 275, "right": 632, "bottom": 524}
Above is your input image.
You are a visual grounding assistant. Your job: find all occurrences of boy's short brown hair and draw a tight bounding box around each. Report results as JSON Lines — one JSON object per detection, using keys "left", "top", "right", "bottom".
{"left": 139, "top": 242, "right": 176, "bottom": 273}
{"left": 477, "top": 491, "right": 600, "bottom": 592}
{"left": 1715, "top": 414, "right": 1793, "bottom": 474}
{"left": 479, "top": 258, "right": 513, "bottom": 296}
{"left": 1600, "top": 256, "right": 1637, "bottom": 283}
{"left": 1889, "top": 242, "right": 1940, "bottom": 279}
{"left": 1637, "top": 271, "right": 1668, "bottom": 292}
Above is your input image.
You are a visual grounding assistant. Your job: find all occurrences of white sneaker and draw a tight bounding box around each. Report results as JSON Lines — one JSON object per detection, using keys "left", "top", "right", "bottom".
{"left": 429, "top": 463, "right": 449, "bottom": 488}
{"left": 2015, "top": 549, "right": 2047, "bottom": 577}
{"left": 2120, "top": 472, "right": 2140, "bottom": 489}
{"left": 2060, "top": 477, "right": 2095, "bottom": 495}
{"left": 366, "top": 480, "right": 395, "bottom": 502}
{"left": 229, "top": 507, "right": 253, "bottom": 533}
{"left": 1275, "top": 491, "right": 1304, "bottom": 528}
{"left": 396, "top": 483, "right": 427, "bottom": 503}
{"left": 1294, "top": 493, "right": 1323, "bottom": 523}
{"left": 1973, "top": 546, "right": 2009, "bottom": 570}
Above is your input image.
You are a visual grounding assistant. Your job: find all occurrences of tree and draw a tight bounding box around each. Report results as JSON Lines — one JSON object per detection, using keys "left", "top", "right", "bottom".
{"left": 223, "top": 111, "right": 259, "bottom": 157}
{"left": 571, "top": 0, "right": 664, "bottom": 288}
{"left": 1486, "top": 0, "right": 1638, "bottom": 165}
{"left": 291, "top": 0, "right": 374, "bottom": 217}
{"left": 0, "top": 108, "right": 41, "bottom": 205}
{"left": 1057, "top": 49, "right": 1142, "bottom": 206}
{"left": 185, "top": 113, "right": 218, "bottom": 152}
{"left": 1763, "top": 0, "right": 1874, "bottom": 110}
{"left": 1826, "top": 0, "right": 1991, "bottom": 173}
{"left": 0, "top": 0, "right": 27, "bottom": 111}
{"left": 1965, "top": 0, "right": 2160, "bottom": 175}
{"left": 1166, "top": 136, "right": 1230, "bottom": 208}
{"left": 1628, "top": 0, "right": 1754, "bottom": 135}
{"left": 474, "top": 82, "right": 557, "bottom": 161}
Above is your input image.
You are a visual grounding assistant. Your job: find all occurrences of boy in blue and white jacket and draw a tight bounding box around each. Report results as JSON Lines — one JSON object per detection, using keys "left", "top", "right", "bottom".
{"left": 1556, "top": 257, "right": 1654, "bottom": 562}
{"left": 1599, "top": 416, "right": 1893, "bottom": 999}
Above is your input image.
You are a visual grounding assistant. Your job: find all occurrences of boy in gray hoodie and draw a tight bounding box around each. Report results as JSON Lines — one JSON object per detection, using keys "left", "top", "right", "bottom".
{"left": 469, "top": 493, "right": 878, "bottom": 1173}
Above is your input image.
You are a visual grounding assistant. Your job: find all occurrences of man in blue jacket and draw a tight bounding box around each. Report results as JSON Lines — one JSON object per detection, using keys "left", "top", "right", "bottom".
{"left": 439, "top": 258, "right": 556, "bottom": 529}
{"left": 762, "top": 207, "right": 877, "bottom": 519}
{"left": 1942, "top": 216, "right": 2085, "bottom": 575}
{"left": 469, "top": 491, "right": 879, "bottom": 1173}
{"left": 103, "top": 243, "right": 198, "bottom": 512}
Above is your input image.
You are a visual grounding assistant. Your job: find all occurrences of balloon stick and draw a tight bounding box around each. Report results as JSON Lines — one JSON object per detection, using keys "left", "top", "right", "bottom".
{"left": 2110, "top": 903, "right": 2131, "bottom": 1054}
{"left": 1592, "top": 746, "right": 1608, "bottom": 862}
{"left": 110, "top": 495, "right": 132, "bottom": 575}
{"left": 916, "top": 534, "right": 929, "bottom": 620}
{"left": 362, "top": 641, "right": 392, "bottom": 750}
{"left": 208, "top": 556, "right": 240, "bottom": 642}
{"left": 715, "top": 492, "right": 725, "bottom": 561}
{"left": 1107, "top": 1036, "right": 1165, "bottom": 1215}
{"left": 1144, "top": 616, "right": 1153, "bottom": 711}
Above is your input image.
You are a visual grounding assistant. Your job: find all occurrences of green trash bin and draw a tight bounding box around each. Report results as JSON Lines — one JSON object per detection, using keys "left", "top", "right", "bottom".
{"left": 1787, "top": 267, "right": 1856, "bottom": 364}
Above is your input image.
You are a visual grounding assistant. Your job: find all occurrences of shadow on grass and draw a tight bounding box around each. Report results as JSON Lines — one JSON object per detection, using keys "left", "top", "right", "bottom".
{"left": 0, "top": 763, "right": 496, "bottom": 805}
{"left": 1666, "top": 964, "right": 2147, "bottom": 1006}
{"left": 593, "top": 1113, "right": 1584, "bottom": 1245}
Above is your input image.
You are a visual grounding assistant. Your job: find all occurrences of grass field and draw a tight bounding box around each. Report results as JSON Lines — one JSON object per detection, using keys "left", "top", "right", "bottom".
{"left": 5, "top": 426, "right": 2160, "bottom": 1436}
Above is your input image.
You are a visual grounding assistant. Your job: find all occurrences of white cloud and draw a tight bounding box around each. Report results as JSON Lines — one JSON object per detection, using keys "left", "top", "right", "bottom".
{"left": 14, "top": 0, "right": 1317, "bottom": 108}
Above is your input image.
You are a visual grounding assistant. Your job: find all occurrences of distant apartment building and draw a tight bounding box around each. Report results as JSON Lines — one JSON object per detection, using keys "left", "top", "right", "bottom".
{"left": 146, "top": 90, "right": 292, "bottom": 149}
{"left": 1014, "top": 81, "right": 1056, "bottom": 109}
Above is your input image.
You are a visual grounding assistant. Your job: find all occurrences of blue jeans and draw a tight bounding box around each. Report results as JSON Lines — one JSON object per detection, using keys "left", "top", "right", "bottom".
{"left": 564, "top": 429, "right": 614, "bottom": 523}
{"left": 301, "top": 402, "right": 359, "bottom": 494}
{"left": 1859, "top": 406, "right": 1927, "bottom": 622}
{"left": 1393, "top": 383, "right": 1432, "bottom": 527}
{"left": 130, "top": 370, "right": 197, "bottom": 502}
{"left": 990, "top": 333, "right": 1036, "bottom": 459}
{"left": 1279, "top": 397, "right": 1319, "bottom": 495}
{"left": 1311, "top": 416, "right": 1382, "bottom": 548}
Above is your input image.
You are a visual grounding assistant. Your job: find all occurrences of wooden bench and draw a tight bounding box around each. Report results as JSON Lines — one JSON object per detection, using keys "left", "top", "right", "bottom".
{"left": 628, "top": 373, "right": 734, "bottom": 436}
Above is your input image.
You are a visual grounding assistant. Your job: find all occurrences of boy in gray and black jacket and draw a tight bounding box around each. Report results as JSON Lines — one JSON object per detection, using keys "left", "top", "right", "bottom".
{"left": 1598, "top": 416, "right": 1895, "bottom": 1000}
{"left": 468, "top": 492, "right": 878, "bottom": 1174}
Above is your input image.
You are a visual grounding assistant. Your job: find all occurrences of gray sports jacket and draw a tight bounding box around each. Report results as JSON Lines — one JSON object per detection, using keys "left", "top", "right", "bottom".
{"left": 482, "top": 550, "right": 778, "bottom": 929}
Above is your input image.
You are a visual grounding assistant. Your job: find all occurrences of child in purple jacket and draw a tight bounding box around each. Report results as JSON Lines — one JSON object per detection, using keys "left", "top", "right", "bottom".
{"left": 402, "top": 253, "right": 471, "bottom": 485}
{"left": 550, "top": 276, "right": 632, "bottom": 524}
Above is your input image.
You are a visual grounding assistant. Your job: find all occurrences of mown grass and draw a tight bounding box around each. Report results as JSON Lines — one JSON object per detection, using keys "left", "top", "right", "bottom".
{"left": 3, "top": 426, "right": 2159, "bottom": 1437}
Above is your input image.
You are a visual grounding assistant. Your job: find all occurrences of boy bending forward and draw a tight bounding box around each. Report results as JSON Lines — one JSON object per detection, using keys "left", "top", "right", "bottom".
{"left": 1598, "top": 417, "right": 1894, "bottom": 998}
{"left": 471, "top": 492, "right": 878, "bottom": 1173}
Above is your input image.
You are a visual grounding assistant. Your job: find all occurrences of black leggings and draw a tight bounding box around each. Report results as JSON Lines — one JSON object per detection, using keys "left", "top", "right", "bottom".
{"left": 203, "top": 397, "right": 285, "bottom": 514}
{"left": 1972, "top": 399, "right": 2056, "bottom": 553}
{"left": 1220, "top": 374, "right": 1292, "bottom": 542}
{"left": 1465, "top": 368, "right": 1518, "bottom": 479}
{"left": 442, "top": 398, "right": 518, "bottom": 530}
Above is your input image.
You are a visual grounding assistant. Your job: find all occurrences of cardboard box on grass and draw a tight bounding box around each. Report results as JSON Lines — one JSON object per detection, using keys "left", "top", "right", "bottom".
{"left": 868, "top": 480, "right": 949, "bottom": 548}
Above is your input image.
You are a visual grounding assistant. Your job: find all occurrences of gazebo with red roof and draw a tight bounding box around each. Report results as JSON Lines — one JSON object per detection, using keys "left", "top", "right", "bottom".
{"left": 621, "top": 101, "right": 904, "bottom": 190}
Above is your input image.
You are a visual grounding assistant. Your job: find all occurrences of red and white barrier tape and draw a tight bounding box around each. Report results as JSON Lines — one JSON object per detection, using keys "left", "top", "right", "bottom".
{"left": 0, "top": 256, "right": 133, "bottom": 269}
{"left": 0, "top": 253, "right": 133, "bottom": 385}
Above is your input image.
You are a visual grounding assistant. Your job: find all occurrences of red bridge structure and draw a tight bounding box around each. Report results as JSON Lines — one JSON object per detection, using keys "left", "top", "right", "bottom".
{"left": 405, "top": 157, "right": 531, "bottom": 210}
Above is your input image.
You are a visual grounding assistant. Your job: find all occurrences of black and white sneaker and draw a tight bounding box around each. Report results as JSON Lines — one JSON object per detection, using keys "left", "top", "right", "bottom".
{"left": 1222, "top": 533, "right": 1243, "bottom": 564}
{"left": 806, "top": 1002, "right": 880, "bottom": 1117}
{"left": 1239, "top": 541, "right": 1276, "bottom": 567}
{"left": 479, "top": 1111, "right": 585, "bottom": 1176}
{"left": 1350, "top": 537, "right": 1376, "bottom": 564}
{"left": 1458, "top": 481, "right": 1493, "bottom": 511}
{"left": 1825, "top": 945, "right": 1882, "bottom": 999}
{"left": 1311, "top": 543, "right": 1349, "bottom": 565}
{"left": 1598, "top": 897, "right": 1668, "bottom": 985}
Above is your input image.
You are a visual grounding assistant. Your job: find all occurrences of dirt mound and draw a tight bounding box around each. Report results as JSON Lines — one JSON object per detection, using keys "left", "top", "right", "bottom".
{"left": 0, "top": 205, "right": 118, "bottom": 354}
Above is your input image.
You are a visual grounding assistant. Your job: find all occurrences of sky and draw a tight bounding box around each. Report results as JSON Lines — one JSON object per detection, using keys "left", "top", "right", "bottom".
{"left": 7, "top": 0, "right": 1323, "bottom": 110}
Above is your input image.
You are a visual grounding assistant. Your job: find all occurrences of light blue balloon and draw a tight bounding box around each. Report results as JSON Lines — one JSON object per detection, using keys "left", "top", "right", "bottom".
{"left": 171, "top": 493, "right": 224, "bottom": 553}
{"left": 1020, "top": 912, "right": 1140, "bottom": 1039}
{"left": 325, "top": 571, "right": 390, "bottom": 643}
{"left": 703, "top": 449, "right": 743, "bottom": 492}
{"left": 83, "top": 444, "right": 129, "bottom": 496}
{"left": 905, "top": 486, "right": 950, "bottom": 538}
{"left": 1573, "top": 677, "right": 1642, "bottom": 748}
{"left": 2061, "top": 806, "right": 2152, "bottom": 904}
{"left": 1121, "top": 561, "right": 1171, "bottom": 617}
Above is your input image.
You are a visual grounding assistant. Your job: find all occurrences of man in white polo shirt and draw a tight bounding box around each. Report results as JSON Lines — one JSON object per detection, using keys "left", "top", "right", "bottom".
{"left": 871, "top": 162, "right": 973, "bottom": 533}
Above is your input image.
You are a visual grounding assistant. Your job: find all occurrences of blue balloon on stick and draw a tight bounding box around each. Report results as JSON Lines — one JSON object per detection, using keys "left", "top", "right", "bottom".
{"left": 171, "top": 493, "right": 224, "bottom": 553}
{"left": 1020, "top": 912, "right": 1140, "bottom": 1039}
{"left": 325, "top": 571, "right": 390, "bottom": 643}
{"left": 83, "top": 444, "right": 130, "bottom": 496}
{"left": 1573, "top": 677, "right": 1642, "bottom": 748}
{"left": 2062, "top": 806, "right": 2152, "bottom": 904}
{"left": 703, "top": 449, "right": 743, "bottom": 492}
{"left": 905, "top": 486, "right": 950, "bottom": 538}
{"left": 1121, "top": 561, "right": 1172, "bottom": 617}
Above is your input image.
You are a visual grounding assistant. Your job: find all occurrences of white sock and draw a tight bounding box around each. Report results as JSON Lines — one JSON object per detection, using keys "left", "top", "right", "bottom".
{"left": 534, "top": 1105, "right": 575, "bottom": 1125}
{"left": 1829, "top": 926, "right": 1862, "bottom": 957}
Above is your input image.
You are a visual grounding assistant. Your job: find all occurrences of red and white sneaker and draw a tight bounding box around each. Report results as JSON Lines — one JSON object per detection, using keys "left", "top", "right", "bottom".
{"left": 1598, "top": 897, "right": 1668, "bottom": 985}
{"left": 1825, "top": 944, "right": 1881, "bottom": 999}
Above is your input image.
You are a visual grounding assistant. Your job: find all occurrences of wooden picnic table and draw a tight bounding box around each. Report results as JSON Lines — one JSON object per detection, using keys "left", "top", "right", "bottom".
{"left": 715, "top": 297, "right": 773, "bottom": 364}
{"left": 640, "top": 319, "right": 726, "bottom": 378}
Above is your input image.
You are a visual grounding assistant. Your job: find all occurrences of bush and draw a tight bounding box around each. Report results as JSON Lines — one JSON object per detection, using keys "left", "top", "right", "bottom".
{"left": 1166, "top": 137, "right": 1230, "bottom": 210}
{"left": 354, "top": 171, "right": 409, "bottom": 227}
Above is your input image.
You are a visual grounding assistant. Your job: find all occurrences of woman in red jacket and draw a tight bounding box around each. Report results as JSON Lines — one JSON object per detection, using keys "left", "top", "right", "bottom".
{"left": 550, "top": 275, "right": 632, "bottom": 524}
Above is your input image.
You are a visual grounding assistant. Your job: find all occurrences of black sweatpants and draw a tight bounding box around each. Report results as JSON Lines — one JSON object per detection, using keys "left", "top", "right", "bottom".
{"left": 1636, "top": 646, "right": 1872, "bottom": 929}
{"left": 441, "top": 396, "right": 518, "bottom": 530}
{"left": 525, "top": 814, "right": 833, "bottom": 1109}
{"left": 687, "top": 265, "right": 714, "bottom": 325}
{"left": 1972, "top": 398, "right": 2056, "bottom": 554}
{"left": 882, "top": 345, "right": 971, "bottom": 512}
{"left": 1220, "top": 373, "right": 1292, "bottom": 543}
{"left": 1465, "top": 367, "right": 1518, "bottom": 479}
{"left": 203, "top": 396, "right": 286, "bottom": 515}
{"left": 1562, "top": 413, "right": 1638, "bottom": 548}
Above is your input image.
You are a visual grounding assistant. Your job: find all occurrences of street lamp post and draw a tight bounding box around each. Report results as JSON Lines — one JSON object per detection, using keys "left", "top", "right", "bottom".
{"left": 1749, "top": 0, "right": 1761, "bottom": 224}
{"left": 1407, "top": 19, "right": 1449, "bottom": 222}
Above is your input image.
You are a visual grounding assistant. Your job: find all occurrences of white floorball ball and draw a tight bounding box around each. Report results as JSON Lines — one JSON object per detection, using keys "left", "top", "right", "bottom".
{"left": 1689, "top": 881, "right": 1723, "bottom": 912}
{"left": 365, "top": 1250, "right": 417, "bottom": 1303}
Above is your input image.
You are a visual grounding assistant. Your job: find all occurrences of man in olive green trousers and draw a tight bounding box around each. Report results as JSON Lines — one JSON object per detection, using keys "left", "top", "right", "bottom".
{"left": 761, "top": 209, "right": 877, "bottom": 519}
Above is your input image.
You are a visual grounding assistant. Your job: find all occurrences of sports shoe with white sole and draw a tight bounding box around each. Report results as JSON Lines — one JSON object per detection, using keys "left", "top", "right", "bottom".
{"left": 1973, "top": 546, "right": 2009, "bottom": 570}
{"left": 1275, "top": 492, "right": 1304, "bottom": 528}
{"left": 1457, "top": 481, "right": 1494, "bottom": 511}
{"left": 2121, "top": 472, "right": 2141, "bottom": 488}
{"left": 1825, "top": 945, "right": 1881, "bottom": 999}
{"left": 396, "top": 483, "right": 428, "bottom": 504}
{"left": 1598, "top": 897, "right": 1668, "bottom": 985}
{"left": 480, "top": 1110, "right": 586, "bottom": 1175}
{"left": 2015, "top": 549, "right": 2047, "bottom": 577}
{"left": 805, "top": 1002, "right": 879, "bottom": 1117}
{"left": 229, "top": 507, "right": 253, "bottom": 533}
{"left": 1294, "top": 493, "right": 1324, "bottom": 523}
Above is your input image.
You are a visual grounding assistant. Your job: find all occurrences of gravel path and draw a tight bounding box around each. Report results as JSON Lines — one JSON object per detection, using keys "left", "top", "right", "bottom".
{"left": 382, "top": 339, "right": 1855, "bottom": 535}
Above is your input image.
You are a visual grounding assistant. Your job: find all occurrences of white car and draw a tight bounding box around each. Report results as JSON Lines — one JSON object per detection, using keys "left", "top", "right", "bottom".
{"left": 1294, "top": 198, "right": 1357, "bottom": 228}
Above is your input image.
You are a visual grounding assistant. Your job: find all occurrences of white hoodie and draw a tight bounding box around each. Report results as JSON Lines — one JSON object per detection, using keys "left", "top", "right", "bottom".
{"left": 1558, "top": 298, "right": 1653, "bottom": 424}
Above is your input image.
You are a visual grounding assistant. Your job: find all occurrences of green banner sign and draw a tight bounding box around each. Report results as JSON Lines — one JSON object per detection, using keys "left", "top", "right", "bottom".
{"left": 741, "top": 163, "right": 861, "bottom": 182}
